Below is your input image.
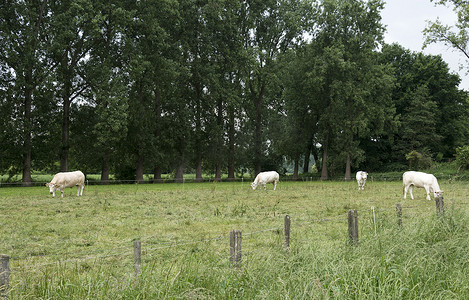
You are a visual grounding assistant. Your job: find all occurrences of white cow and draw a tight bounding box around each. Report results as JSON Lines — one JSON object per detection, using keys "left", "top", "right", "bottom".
{"left": 46, "top": 171, "right": 85, "bottom": 197}
{"left": 356, "top": 171, "right": 368, "bottom": 190}
{"left": 251, "top": 171, "right": 280, "bottom": 190}
{"left": 403, "top": 171, "right": 442, "bottom": 201}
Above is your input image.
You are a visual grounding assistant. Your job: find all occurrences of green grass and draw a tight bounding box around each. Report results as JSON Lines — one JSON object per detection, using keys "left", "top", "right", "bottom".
{"left": 1, "top": 180, "right": 469, "bottom": 299}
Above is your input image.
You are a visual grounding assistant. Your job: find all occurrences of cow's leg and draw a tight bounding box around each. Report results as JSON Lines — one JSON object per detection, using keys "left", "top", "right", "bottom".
{"left": 409, "top": 185, "right": 414, "bottom": 200}
{"left": 404, "top": 185, "right": 408, "bottom": 199}
{"left": 80, "top": 185, "right": 84, "bottom": 196}
{"left": 52, "top": 191, "right": 55, "bottom": 197}
{"left": 425, "top": 186, "right": 431, "bottom": 200}
{"left": 263, "top": 184, "right": 267, "bottom": 190}
{"left": 273, "top": 181, "right": 277, "bottom": 190}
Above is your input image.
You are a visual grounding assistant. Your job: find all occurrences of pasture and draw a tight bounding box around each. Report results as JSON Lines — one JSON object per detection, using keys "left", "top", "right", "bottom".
{"left": 1, "top": 179, "right": 469, "bottom": 299}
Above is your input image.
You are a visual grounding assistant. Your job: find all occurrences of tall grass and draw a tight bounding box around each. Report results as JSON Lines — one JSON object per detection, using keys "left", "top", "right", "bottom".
{"left": 1, "top": 181, "right": 469, "bottom": 299}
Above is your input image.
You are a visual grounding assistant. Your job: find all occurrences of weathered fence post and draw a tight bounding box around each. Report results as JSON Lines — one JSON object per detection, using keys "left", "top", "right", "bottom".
{"left": 0, "top": 255, "right": 9, "bottom": 298}
{"left": 348, "top": 210, "right": 358, "bottom": 246}
{"left": 396, "top": 203, "right": 402, "bottom": 227}
{"left": 435, "top": 194, "right": 444, "bottom": 216}
{"left": 284, "top": 215, "right": 291, "bottom": 250}
{"left": 134, "top": 240, "right": 141, "bottom": 276}
{"left": 230, "top": 230, "right": 242, "bottom": 268}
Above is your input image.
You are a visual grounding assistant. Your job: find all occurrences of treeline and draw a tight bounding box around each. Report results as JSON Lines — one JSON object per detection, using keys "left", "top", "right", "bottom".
{"left": 1, "top": 0, "right": 468, "bottom": 185}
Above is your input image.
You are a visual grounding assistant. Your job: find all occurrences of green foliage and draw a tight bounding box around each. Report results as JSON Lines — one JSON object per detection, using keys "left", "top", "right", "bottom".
{"left": 424, "top": 0, "right": 469, "bottom": 63}
{"left": 405, "top": 150, "right": 433, "bottom": 170}
{"left": 455, "top": 145, "right": 469, "bottom": 171}
{"left": 379, "top": 44, "right": 468, "bottom": 169}
{"left": 1, "top": 0, "right": 468, "bottom": 182}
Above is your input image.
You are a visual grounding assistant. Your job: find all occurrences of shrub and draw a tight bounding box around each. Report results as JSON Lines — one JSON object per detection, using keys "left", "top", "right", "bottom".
{"left": 455, "top": 145, "right": 469, "bottom": 171}
{"left": 405, "top": 150, "right": 432, "bottom": 170}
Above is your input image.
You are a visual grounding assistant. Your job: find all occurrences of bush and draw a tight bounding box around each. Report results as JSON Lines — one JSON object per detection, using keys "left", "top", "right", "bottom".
{"left": 455, "top": 145, "right": 469, "bottom": 171}
{"left": 405, "top": 150, "right": 432, "bottom": 170}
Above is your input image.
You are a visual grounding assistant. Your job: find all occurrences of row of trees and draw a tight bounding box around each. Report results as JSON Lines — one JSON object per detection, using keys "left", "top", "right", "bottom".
{"left": 1, "top": 0, "right": 468, "bottom": 185}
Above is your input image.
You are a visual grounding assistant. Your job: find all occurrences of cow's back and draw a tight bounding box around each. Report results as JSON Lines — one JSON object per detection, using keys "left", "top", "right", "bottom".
{"left": 52, "top": 171, "right": 85, "bottom": 186}
{"left": 257, "top": 171, "right": 279, "bottom": 183}
{"left": 403, "top": 171, "right": 435, "bottom": 187}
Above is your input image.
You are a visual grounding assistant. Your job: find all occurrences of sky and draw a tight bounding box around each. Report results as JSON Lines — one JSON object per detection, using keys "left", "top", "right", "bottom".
{"left": 380, "top": 0, "right": 469, "bottom": 90}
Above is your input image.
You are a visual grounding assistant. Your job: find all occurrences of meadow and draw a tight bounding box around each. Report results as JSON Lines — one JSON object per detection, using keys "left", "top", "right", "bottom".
{"left": 1, "top": 179, "right": 469, "bottom": 299}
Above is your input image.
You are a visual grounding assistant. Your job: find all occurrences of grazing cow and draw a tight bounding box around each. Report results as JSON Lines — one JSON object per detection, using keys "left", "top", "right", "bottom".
{"left": 251, "top": 171, "right": 280, "bottom": 191}
{"left": 46, "top": 171, "right": 85, "bottom": 198}
{"left": 403, "top": 171, "right": 442, "bottom": 201}
{"left": 356, "top": 171, "right": 368, "bottom": 190}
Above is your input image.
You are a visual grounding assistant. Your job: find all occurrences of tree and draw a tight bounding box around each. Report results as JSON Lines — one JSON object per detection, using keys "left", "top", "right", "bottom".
{"left": 424, "top": 0, "right": 469, "bottom": 64}
{"left": 401, "top": 84, "right": 442, "bottom": 152}
{"left": 279, "top": 48, "right": 319, "bottom": 179}
{"left": 201, "top": 0, "right": 248, "bottom": 181}
{"left": 0, "top": 0, "right": 58, "bottom": 185}
{"left": 49, "top": 0, "right": 106, "bottom": 172}
{"left": 380, "top": 44, "right": 468, "bottom": 166}
{"left": 241, "top": 0, "right": 313, "bottom": 175}
{"left": 302, "top": 0, "right": 393, "bottom": 179}
{"left": 81, "top": 1, "right": 130, "bottom": 182}
{"left": 122, "top": 0, "right": 179, "bottom": 182}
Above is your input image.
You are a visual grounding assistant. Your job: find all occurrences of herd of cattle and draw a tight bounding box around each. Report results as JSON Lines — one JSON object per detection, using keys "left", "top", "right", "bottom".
{"left": 45, "top": 169, "right": 443, "bottom": 201}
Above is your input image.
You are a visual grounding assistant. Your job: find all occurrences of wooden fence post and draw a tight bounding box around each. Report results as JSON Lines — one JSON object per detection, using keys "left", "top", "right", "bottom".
{"left": 0, "top": 255, "right": 9, "bottom": 298}
{"left": 396, "top": 203, "right": 402, "bottom": 227}
{"left": 134, "top": 240, "right": 141, "bottom": 276}
{"left": 348, "top": 210, "right": 358, "bottom": 246}
{"left": 435, "top": 194, "right": 444, "bottom": 216}
{"left": 284, "top": 215, "right": 291, "bottom": 250}
{"left": 230, "top": 230, "right": 242, "bottom": 268}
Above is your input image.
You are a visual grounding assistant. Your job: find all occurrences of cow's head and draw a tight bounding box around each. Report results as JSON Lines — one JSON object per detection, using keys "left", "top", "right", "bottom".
{"left": 251, "top": 182, "right": 258, "bottom": 190}
{"left": 434, "top": 190, "right": 443, "bottom": 198}
{"left": 45, "top": 182, "right": 56, "bottom": 195}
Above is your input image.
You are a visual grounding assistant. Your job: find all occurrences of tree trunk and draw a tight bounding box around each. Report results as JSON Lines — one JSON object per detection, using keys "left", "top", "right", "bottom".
{"left": 195, "top": 84, "right": 203, "bottom": 182}
{"left": 214, "top": 97, "right": 223, "bottom": 182}
{"left": 253, "top": 84, "right": 265, "bottom": 176}
{"left": 303, "top": 142, "right": 312, "bottom": 173}
{"left": 196, "top": 153, "right": 203, "bottom": 182}
{"left": 22, "top": 86, "right": 33, "bottom": 186}
{"left": 320, "top": 133, "right": 329, "bottom": 180}
{"left": 345, "top": 153, "right": 351, "bottom": 181}
{"left": 153, "top": 89, "right": 163, "bottom": 184}
{"left": 175, "top": 156, "right": 184, "bottom": 183}
{"left": 153, "top": 166, "right": 162, "bottom": 183}
{"left": 60, "top": 81, "right": 71, "bottom": 172}
{"left": 227, "top": 106, "right": 235, "bottom": 181}
{"left": 136, "top": 153, "right": 144, "bottom": 183}
{"left": 101, "top": 150, "right": 110, "bottom": 184}
{"left": 345, "top": 99, "right": 353, "bottom": 181}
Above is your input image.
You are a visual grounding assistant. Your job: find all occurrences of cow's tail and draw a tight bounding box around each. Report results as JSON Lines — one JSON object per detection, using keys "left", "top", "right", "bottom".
{"left": 402, "top": 185, "right": 405, "bottom": 195}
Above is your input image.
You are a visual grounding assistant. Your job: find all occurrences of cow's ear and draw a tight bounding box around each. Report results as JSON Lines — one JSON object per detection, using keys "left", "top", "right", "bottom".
{"left": 45, "top": 183, "right": 49, "bottom": 187}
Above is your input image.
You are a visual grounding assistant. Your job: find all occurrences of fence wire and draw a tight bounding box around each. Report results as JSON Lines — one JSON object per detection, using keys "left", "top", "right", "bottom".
{"left": 2, "top": 195, "right": 465, "bottom": 276}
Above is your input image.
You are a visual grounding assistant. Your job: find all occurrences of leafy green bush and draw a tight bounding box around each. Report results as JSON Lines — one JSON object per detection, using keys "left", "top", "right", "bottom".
{"left": 405, "top": 150, "right": 432, "bottom": 170}
{"left": 455, "top": 145, "right": 469, "bottom": 171}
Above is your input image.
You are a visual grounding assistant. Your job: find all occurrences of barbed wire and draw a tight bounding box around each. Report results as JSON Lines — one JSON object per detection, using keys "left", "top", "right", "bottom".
{"left": 2, "top": 173, "right": 468, "bottom": 187}
{"left": 4, "top": 196, "right": 466, "bottom": 274}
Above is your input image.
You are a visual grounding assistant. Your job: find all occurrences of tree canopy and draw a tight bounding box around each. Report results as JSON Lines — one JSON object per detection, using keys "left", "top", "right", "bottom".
{"left": 1, "top": 0, "right": 468, "bottom": 184}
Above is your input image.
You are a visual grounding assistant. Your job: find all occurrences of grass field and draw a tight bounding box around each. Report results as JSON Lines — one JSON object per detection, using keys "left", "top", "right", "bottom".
{"left": 1, "top": 180, "right": 469, "bottom": 299}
